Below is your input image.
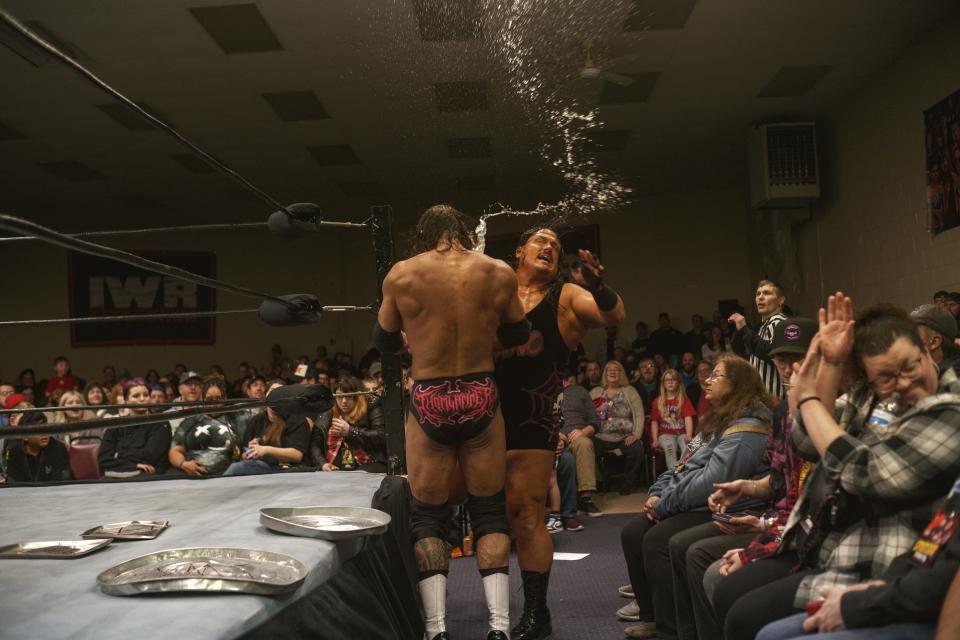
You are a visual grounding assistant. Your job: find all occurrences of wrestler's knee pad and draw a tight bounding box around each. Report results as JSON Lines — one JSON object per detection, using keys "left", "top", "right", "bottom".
{"left": 410, "top": 497, "right": 450, "bottom": 543}
{"left": 467, "top": 490, "right": 509, "bottom": 541}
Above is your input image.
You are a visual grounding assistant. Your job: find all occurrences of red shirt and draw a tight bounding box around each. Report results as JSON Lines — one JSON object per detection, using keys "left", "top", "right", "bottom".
{"left": 650, "top": 395, "right": 696, "bottom": 435}
{"left": 45, "top": 374, "right": 79, "bottom": 395}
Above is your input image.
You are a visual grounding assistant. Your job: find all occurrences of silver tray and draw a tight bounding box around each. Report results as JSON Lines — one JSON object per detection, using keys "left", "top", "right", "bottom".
{"left": 81, "top": 520, "right": 169, "bottom": 540}
{"left": 97, "top": 547, "right": 307, "bottom": 596}
{"left": 260, "top": 506, "right": 391, "bottom": 541}
{"left": 0, "top": 539, "right": 112, "bottom": 559}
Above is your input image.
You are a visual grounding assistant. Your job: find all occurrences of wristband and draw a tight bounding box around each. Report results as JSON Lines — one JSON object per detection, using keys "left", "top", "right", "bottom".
{"left": 591, "top": 284, "right": 619, "bottom": 312}
{"left": 797, "top": 396, "right": 821, "bottom": 410}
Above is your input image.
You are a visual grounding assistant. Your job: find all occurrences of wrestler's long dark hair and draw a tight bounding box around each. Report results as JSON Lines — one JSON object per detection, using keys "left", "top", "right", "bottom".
{"left": 412, "top": 204, "right": 475, "bottom": 254}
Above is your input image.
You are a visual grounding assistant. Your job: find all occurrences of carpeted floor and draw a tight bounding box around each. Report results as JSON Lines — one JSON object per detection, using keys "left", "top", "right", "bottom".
{"left": 447, "top": 511, "right": 639, "bottom": 640}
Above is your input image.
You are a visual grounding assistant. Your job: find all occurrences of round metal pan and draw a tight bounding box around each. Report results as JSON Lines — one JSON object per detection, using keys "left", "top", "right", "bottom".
{"left": 96, "top": 547, "right": 306, "bottom": 596}
{"left": 259, "top": 506, "right": 391, "bottom": 541}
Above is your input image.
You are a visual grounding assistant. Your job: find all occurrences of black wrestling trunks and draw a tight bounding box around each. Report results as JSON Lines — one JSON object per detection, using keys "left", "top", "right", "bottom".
{"left": 495, "top": 280, "right": 571, "bottom": 451}
{"left": 410, "top": 372, "right": 499, "bottom": 446}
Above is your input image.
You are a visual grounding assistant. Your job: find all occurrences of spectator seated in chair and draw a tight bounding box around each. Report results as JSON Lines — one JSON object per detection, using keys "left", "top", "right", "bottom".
{"left": 649, "top": 368, "right": 697, "bottom": 470}
{"left": 49, "top": 390, "right": 99, "bottom": 446}
{"left": 590, "top": 360, "right": 646, "bottom": 496}
{"left": 558, "top": 370, "right": 603, "bottom": 518}
{"left": 313, "top": 376, "right": 386, "bottom": 473}
{"left": 4, "top": 411, "right": 72, "bottom": 483}
{"left": 168, "top": 377, "right": 240, "bottom": 476}
{"left": 98, "top": 378, "right": 171, "bottom": 478}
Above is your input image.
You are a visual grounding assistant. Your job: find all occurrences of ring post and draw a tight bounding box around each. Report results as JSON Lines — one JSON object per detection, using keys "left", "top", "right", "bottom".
{"left": 371, "top": 205, "right": 405, "bottom": 475}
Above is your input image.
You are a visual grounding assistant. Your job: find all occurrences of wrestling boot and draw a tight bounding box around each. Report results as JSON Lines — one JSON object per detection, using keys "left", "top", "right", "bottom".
{"left": 510, "top": 570, "right": 552, "bottom": 640}
{"left": 486, "top": 632, "right": 509, "bottom": 640}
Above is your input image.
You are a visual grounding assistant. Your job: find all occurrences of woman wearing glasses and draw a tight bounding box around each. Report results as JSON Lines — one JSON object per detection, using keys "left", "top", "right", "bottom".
{"left": 616, "top": 354, "right": 774, "bottom": 639}
{"left": 713, "top": 294, "right": 960, "bottom": 640}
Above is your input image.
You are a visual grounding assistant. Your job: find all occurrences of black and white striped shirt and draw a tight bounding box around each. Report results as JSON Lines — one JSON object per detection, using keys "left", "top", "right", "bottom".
{"left": 749, "top": 313, "right": 786, "bottom": 398}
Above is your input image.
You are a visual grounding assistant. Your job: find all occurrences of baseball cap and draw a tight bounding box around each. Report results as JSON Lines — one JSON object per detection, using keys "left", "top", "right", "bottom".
{"left": 3, "top": 393, "right": 28, "bottom": 409}
{"left": 179, "top": 371, "right": 202, "bottom": 385}
{"left": 910, "top": 304, "right": 958, "bottom": 341}
{"left": 369, "top": 361, "right": 383, "bottom": 377}
{"left": 768, "top": 317, "right": 817, "bottom": 356}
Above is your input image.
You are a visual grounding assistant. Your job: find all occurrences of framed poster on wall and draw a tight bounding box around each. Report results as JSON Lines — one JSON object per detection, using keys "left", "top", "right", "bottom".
{"left": 924, "top": 87, "right": 960, "bottom": 235}
{"left": 68, "top": 251, "right": 217, "bottom": 347}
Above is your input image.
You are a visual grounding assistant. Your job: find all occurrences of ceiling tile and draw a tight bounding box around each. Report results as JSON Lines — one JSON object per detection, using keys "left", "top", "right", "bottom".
{"left": 308, "top": 144, "right": 360, "bottom": 166}
{"left": 189, "top": 4, "right": 283, "bottom": 54}
{"left": 412, "top": 0, "right": 482, "bottom": 41}
{"left": 446, "top": 137, "right": 491, "bottom": 158}
{"left": 758, "top": 65, "right": 832, "bottom": 97}
{"left": 38, "top": 161, "right": 105, "bottom": 181}
{"left": 262, "top": 90, "right": 329, "bottom": 121}
{"left": 625, "top": 0, "right": 698, "bottom": 31}
{"left": 598, "top": 72, "right": 661, "bottom": 104}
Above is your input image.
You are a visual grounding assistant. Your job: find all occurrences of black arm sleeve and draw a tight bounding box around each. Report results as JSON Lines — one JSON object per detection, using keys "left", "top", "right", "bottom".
{"left": 97, "top": 430, "right": 120, "bottom": 470}
{"left": 841, "top": 534, "right": 960, "bottom": 628}
{"left": 372, "top": 321, "right": 404, "bottom": 354}
{"left": 142, "top": 422, "right": 172, "bottom": 470}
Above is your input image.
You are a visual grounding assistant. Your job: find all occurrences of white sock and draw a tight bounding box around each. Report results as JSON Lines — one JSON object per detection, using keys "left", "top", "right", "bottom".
{"left": 418, "top": 574, "right": 447, "bottom": 639}
{"left": 482, "top": 571, "right": 510, "bottom": 632}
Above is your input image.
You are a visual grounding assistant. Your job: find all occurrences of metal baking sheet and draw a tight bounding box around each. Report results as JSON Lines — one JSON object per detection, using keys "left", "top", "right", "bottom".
{"left": 97, "top": 547, "right": 307, "bottom": 596}
{"left": 260, "top": 506, "right": 391, "bottom": 541}
{"left": 0, "top": 539, "right": 112, "bottom": 559}
{"left": 81, "top": 520, "right": 169, "bottom": 540}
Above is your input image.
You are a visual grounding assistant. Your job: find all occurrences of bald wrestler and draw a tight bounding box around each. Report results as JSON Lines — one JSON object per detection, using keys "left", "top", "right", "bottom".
{"left": 496, "top": 227, "right": 625, "bottom": 639}
{"left": 375, "top": 205, "right": 531, "bottom": 640}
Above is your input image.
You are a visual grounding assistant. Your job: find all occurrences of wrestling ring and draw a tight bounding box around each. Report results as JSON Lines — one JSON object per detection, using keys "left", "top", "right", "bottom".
{"left": 0, "top": 9, "right": 422, "bottom": 639}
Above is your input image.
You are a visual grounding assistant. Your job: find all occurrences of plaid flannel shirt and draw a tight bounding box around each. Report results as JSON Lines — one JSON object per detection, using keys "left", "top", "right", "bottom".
{"left": 783, "top": 367, "right": 960, "bottom": 606}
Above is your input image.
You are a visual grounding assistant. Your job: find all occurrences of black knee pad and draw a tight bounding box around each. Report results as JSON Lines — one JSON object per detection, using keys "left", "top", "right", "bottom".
{"left": 410, "top": 497, "right": 451, "bottom": 543}
{"left": 467, "top": 490, "right": 509, "bottom": 541}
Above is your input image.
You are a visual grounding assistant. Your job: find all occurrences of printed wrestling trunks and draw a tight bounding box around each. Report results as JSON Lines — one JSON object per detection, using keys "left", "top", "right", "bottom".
{"left": 410, "top": 372, "right": 499, "bottom": 445}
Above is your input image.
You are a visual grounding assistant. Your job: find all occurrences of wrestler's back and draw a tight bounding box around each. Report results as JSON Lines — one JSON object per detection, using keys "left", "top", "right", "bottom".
{"left": 391, "top": 249, "right": 514, "bottom": 380}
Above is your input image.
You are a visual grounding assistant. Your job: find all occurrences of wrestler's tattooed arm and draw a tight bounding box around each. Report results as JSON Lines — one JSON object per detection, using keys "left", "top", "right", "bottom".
{"left": 414, "top": 537, "right": 451, "bottom": 573}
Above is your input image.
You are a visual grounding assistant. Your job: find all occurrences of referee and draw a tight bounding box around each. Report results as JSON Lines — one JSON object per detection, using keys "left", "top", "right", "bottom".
{"left": 728, "top": 279, "right": 788, "bottom": 398}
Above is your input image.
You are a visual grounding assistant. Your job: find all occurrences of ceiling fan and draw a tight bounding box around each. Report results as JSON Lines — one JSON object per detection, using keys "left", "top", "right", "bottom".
{"left": 578, "top": 39, "right": 638, "bottom": 86}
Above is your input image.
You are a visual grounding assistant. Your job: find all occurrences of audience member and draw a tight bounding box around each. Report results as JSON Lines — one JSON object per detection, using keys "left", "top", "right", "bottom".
{"left": 0, "top": 382, "right": 15, "bottom": 427}
{"left": 5, "top": 412, "right": 71, "bottom": 482}
{"left": 650, "top": 313, "right": 685, "bottom": 366}
{"left": 83, "top": 383, "right": 108, "bottom": 417}
{"left": 101, "top": 365, "right": 117, "bottom": 389}
{"left": 314, "top": 376, "right": 386, "bottom": 472}
{"left": 590, "top": 361, "right": 646, "bottom": 496}
{"left": 44, "top": 356, "right": 80, "bottom": 401}
{"left": 49, "top": 390, "right": 99, "bottom": 445}
{"left": 678, "top": 352, "right": 698, "bottom": 390}
{"left": 729, "top": 279, "right": 788, "bottom": 398}
{"left": 168, "top": 377, "right": 239, "bottom": 476}
{"left": 701, "top": 325, "right": 733, "bottom": 364}
{"left": 166, "top": 370, "right": 202, "bottom": 434}
{"left": 686, "top": 314, "right": 706, "bottom": 355}
{"left": 618, "top": 353, "right": 774, "bottom": 639}
{"left": 584, "top": 360, "right": 603, "bottom": 391}
{"left": 710, "top": 296, "right": 960, "bottom": 640}
{"left": 632, "top": 358, "right": 661, "bottom": 416}
{"left": 224, "top": 384, "right": 312, "bottom": 476}
{"left": 98, "top": 379, "right": 171, "bottom": 477}
{"left": 910, "top": 303, "right": 959, "bottom": 371}
{"left": 558, "top": 371, "right": 602, "bottom": 518}
{"left": 687, "top": 360, "right": 712, "bottom": 414}
{"left": 650, "top": 369, "right": 697, "bottom": 469}
{"left": 673, "top": 317, "right": 816, "bottom": 640}
{"left": 631, "top": 321, "right": 651, "bottom": 358}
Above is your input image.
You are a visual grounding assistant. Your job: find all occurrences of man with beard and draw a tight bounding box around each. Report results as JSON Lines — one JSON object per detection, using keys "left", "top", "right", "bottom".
{"left": 376, "top": 205, "right": 530, "bottom": 640}
{"left": 496, "top": 227, "right": 625, "bottom": 639}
